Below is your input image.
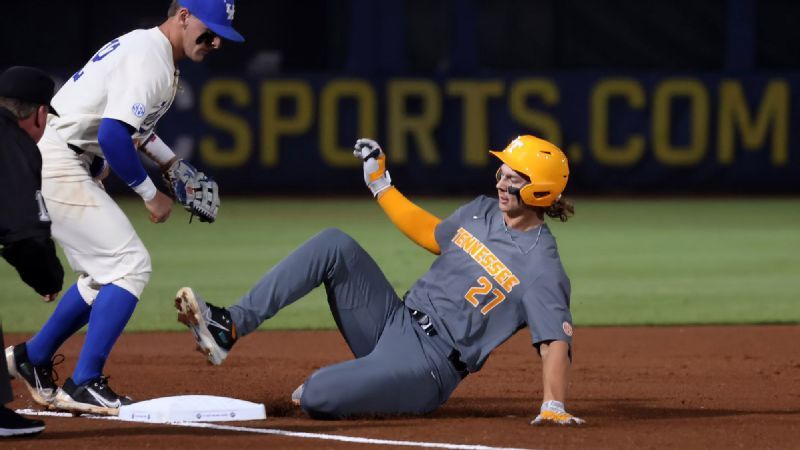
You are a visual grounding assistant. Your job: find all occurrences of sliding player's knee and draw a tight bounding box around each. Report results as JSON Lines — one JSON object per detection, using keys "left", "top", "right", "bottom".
{"left": 314, "top": 228, "right": 359, "bottom": 254}
{"left": 299, "top": 373, "right": 347, "bottom": 419}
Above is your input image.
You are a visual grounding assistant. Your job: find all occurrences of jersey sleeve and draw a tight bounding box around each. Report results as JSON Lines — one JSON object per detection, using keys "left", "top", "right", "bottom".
{"left": 103, "top": 52, "right": 167, "bottom": 132}
{"left": 377, "top": 187, "right": 442, "bottom": 254}
{"left": 522, "top": 271, "right": 573, "bottom": 345}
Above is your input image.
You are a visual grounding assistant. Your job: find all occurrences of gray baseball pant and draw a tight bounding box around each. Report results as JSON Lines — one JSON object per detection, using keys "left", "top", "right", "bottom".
{"left": 228, "top": 228, "right": 463, "bottom": 418}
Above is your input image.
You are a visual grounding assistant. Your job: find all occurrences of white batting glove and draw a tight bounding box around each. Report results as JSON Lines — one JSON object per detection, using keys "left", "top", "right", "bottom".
{"left": 531, "top": 400, "right": 585, "bottom": 426}
{"left": 353, "top": 138, "right": 392, "bottom": 197}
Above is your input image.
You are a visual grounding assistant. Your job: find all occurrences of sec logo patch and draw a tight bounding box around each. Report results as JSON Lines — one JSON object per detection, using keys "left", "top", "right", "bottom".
{"left": 562, "top": 321, "right": 573, "bottom": 337}
{"left": 132, "top": 103, "right": 145, "bottom": 117}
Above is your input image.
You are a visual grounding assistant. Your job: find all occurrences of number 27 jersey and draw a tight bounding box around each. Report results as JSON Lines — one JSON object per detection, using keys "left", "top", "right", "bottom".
{"left": 403, "top": 196, "right": 574, "bottom": 373}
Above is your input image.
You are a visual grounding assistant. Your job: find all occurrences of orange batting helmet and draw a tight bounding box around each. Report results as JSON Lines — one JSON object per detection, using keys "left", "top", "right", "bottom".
{"left": 489, "top": 135, "right": 569, "bottom": 207}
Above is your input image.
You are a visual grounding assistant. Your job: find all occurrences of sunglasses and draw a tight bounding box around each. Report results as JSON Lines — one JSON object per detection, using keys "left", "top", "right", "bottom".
{"left": 195, "top": 29, "right": 220, "bottom": 46}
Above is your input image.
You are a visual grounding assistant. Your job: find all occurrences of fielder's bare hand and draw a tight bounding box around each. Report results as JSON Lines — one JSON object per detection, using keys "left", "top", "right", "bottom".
{"left": 145, "top": 190, "right": 173, "bottom": 223}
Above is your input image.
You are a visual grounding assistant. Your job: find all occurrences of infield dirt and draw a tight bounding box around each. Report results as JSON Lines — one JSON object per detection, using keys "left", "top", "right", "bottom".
{"left": 4, "top": 325, "right": 799, "bottom": 449}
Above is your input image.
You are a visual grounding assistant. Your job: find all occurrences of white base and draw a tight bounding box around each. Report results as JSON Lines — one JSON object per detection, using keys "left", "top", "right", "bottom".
{"left": 118, "top": 395, "right": 266, "bottom": 423}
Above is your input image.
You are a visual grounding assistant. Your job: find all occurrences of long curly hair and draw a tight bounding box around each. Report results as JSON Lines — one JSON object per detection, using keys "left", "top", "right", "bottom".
{"left": 541, "top": 196, "right": 574, "bottom": 222}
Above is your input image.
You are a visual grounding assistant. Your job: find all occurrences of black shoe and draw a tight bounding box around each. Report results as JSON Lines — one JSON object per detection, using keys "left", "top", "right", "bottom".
{"left": 0, "top": 406, "right": 45, "bottom": 437}
{"left": 51, "top": 376, "right": 133, "bottom": 416}
{"left": 4, "top": 344, "right": 62, "bottom": 407}
{"left": 175, "top": 287, "right": 237, "bottom": 365}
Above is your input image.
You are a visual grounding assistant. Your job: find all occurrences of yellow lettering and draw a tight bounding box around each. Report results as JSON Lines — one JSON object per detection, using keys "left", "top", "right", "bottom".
{"left": 475, "top": 247, "right": 490, "bottom": 265}
{"left": 501, "top": 275, "right": 520, "bottom": 293}
{"left": 199, "top": 79, "right": 252, "bottom": 168}
{"left": 718, "top": 80, "right": 789, "bottom": 165}
{"left": 591, "top": 78, "right": 646, "bottom": 167}
{"left": 387, "top": 79, "right": 442, "bottom": 165}
{"left": 319, "top": 79, "right": 376, "bottom": 167}
{"left": 652, "top": 78, "right": 709, "bottom": 166}
{"left": 260, "top": 80, "right": 313, "bottom": 167}
{"left": 509, "top": 78, "right": 561, "bottom": 143}
{"left": 462, "top": 235, "right": 476, "bottom": 252}
{"left": 466, "top": 239, "right": 484, "bottom": 257}
{"left": 495, "top": 270, "right": 510, "bottom": 287}
{"left": 446, "top": 80, "right": 504, "bottom": 166}
{"left": 483, "top": 254, "right": 499, "bottom": 275}
{"left": 452, "top": 228, "right": 468, "bottom": 247}
{"left": 489, "top": 260, "right": 505, "bottom": 276}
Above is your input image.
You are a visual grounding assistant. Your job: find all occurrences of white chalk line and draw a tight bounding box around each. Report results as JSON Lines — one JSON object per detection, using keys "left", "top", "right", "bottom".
{"left": 16, "top": 409, "right": 537, "bottom": 450}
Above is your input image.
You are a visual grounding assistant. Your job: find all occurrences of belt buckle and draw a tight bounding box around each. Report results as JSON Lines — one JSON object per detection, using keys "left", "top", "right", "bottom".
{"left": 411, "top": 309, "right": 437, "bottom": 336}
{"left": 421, "top": 321, "right": 436, "bottom": 336}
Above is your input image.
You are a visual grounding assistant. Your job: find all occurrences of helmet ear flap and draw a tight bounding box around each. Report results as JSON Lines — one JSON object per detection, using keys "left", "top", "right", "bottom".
{"left": 519, "top": 184, "right": 552, "bottom": 206}
{"left": 519, "top": 184, "right": 535, "bottom": 206}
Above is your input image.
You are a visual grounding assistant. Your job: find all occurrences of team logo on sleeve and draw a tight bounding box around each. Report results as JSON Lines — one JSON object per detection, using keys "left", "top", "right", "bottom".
{"left": 562, "top": 321, "right": 573, "bottom": 337}
{"left": 132, "top": 103, "right": 146, "bottom": 117}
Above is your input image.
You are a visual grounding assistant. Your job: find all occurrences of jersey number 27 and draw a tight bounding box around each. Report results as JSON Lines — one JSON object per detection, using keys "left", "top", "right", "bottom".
{"left": 464, "top": 276, "right": 506, "bottom": 315}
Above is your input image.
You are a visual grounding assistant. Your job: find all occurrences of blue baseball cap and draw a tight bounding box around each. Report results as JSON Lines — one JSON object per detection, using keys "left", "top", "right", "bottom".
{"left": 179, "top": 0, "right": 245, "bottom": 42}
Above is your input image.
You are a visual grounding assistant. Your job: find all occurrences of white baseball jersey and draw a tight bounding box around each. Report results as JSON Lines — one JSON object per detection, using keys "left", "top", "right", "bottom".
{"left": 43, "top": 27, "right": 178, "bottom": 179}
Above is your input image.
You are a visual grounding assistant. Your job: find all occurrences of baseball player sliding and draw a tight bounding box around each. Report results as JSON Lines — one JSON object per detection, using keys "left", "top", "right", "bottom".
{"left": 176, "top": 135, "right": 584, "bottom": 425}
{"left": 5, "top": 0, "right": 243, "bottom": 416}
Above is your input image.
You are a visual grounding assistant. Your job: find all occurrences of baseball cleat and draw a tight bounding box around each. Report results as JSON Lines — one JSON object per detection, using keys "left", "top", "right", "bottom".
{"left": 5, "top": 344, "right": 62, "bottom": 407}
{"left": 0, "top": 407, "right": 45, "bottom": 437}
{"left": 51, "top": 376, "right": 132, "bottom": 416}
{"left": 175, "top": 287, "right": 237, "bottom": 366}
{"left": 291, "top": 384, "right": 304, "bottom": 406}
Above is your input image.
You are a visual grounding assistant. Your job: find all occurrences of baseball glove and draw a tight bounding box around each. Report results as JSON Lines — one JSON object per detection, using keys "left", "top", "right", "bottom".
{"left": 163, "top": 159, "right": 219, "bottom": 223}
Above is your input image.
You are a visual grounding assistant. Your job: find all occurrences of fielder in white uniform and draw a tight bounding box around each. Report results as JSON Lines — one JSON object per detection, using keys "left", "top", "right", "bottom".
{"left": 4, "top": 0, "right": 244, "bottom": 416}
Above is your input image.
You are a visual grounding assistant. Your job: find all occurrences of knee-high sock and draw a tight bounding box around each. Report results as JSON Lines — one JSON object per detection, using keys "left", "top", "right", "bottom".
{"left": 26, "top": 283, "right": 91, "bottom": 366}
{"left": 71, "top": 284, "right": 137, "bottom": 386}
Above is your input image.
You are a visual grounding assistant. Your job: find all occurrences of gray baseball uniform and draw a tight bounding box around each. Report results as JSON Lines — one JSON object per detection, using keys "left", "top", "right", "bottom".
{"left": 228, "top": 195, "right": 573, "bottom": 418}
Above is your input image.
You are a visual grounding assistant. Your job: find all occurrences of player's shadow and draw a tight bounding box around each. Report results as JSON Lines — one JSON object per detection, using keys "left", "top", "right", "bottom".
{"left": 584, "top": 401, "right": 800, "bottom": 420}
{"left": 430, "top": 397, "right": 536, "bottom": 418}
{"left": 429, "top": 397, "right": 800, "bottom": 420}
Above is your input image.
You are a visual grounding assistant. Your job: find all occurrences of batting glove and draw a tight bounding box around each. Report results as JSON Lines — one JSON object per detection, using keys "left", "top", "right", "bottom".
{"left": 353, "top": 138, "right": 392, "bottom": 197}
{"left": 531, "top": 400, "right": 585, "bottom": 426}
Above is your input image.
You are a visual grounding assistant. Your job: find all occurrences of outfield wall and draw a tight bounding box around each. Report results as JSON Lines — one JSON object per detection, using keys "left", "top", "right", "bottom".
{"left": 141, "top": 71, "right": 798, "bottom": 195}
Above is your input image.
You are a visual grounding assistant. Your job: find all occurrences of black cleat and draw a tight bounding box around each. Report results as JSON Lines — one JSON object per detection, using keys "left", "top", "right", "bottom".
{"left": 5, "top": 344, "right": 62, "bottom": 407}
{"left": 51, "top": 376, "right": 133, "bottom": 416}
{"left": 0, "top": 406, "right": 45, "bottom": 437}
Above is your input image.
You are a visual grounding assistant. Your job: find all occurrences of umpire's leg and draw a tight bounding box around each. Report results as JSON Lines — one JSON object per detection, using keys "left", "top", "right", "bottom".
{"left": 229, "top": 228, "right": 401, "bottom": 357}
{"left": 0, "top": 325, "right": 12, "bottom": 407}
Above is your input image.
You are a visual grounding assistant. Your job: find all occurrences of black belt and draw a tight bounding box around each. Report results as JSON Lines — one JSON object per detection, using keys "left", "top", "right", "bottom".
{"left": 409, "top": 309, "right": 468, "bottom": 379}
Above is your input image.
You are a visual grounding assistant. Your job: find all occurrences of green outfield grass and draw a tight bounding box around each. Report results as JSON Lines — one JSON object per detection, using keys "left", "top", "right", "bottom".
{"left": 1, "top": 196, "right": 798, "bottom": 332}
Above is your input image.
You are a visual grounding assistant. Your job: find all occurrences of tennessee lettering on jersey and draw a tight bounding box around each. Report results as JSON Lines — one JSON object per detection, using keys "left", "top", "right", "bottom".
{"left": 452, "top": 227, "right": 520, "bottom": 293}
